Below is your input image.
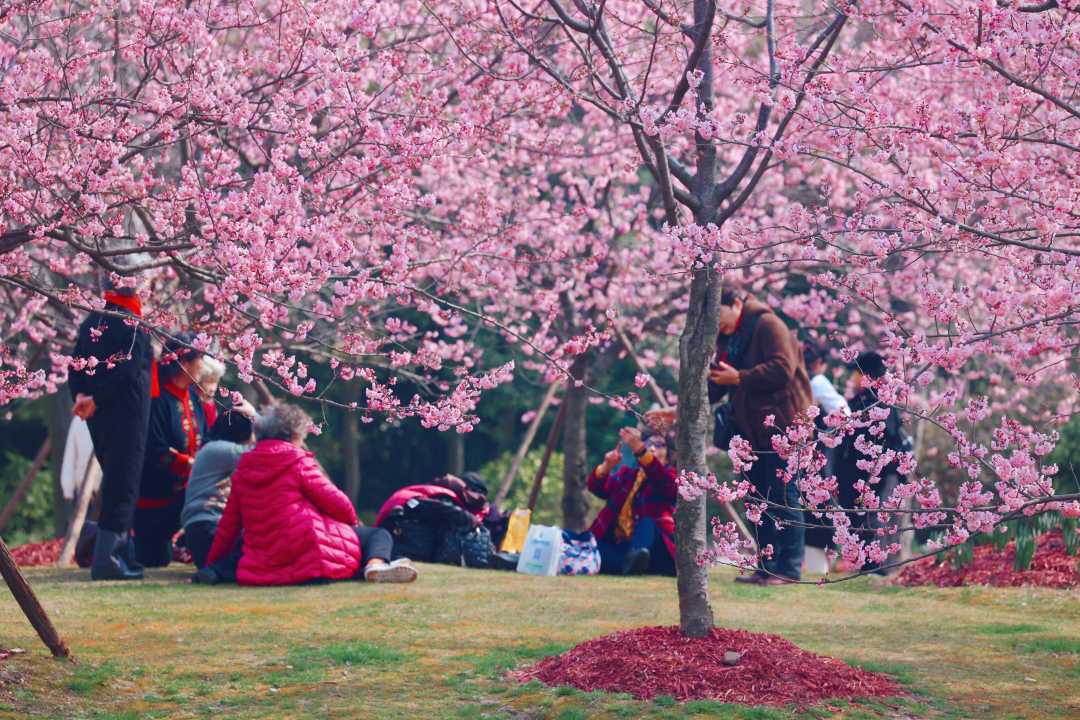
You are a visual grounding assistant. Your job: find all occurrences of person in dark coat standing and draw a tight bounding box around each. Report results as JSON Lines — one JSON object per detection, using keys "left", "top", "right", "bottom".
{"left": 69, "top": 285, "right": 153, "bottom": 580}
{"left": 709, "top": 289, "right": 813, "bottom": 584}
{"left": 133, "top": 334, "right": 208, "bottom": 567}
{"left": 835, "top": 351, "right": 909, "bottom": 574}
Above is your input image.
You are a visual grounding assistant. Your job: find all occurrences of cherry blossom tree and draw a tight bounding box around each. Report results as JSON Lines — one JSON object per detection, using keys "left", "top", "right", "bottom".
{"left": 490, "top": 0, "right": 1078, "bottom": 635}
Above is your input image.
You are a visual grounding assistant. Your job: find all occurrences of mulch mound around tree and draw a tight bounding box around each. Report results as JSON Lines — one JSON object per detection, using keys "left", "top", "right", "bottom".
{"left": 896, "top": 531, "right": 1079, "bottom": 590}
{"left": 510, "top": 625, "right": 901, "bottom": 706}
{"left": 9, "top": 538, "right": 63, "bottom": 567}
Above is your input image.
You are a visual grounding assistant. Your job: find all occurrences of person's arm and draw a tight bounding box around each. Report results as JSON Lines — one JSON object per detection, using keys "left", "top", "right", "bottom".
{"left": 298, "top": 455, "right": 358, "bottom": 525}
{"left": 206, "top": 488, "right": 242, "bottom": 565}
{"left": 811, "top": 375, "right": 850, "bottom": 416}
{"left": 738, "top": 317, "right": 798, "bottom": 393}
{"left": 587, "top": 448, "right": 623, "bottom": 499}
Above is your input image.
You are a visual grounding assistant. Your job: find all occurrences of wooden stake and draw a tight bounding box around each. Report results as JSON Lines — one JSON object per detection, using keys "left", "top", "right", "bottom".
{"left": 494, "top": 382, "right": 559, "bottom": 506}
{"left": 0, "top": 536, "right": 70, "bottom": 658}
{"left": 57, "top": 457, "right": 100, "bottom": 567}
{"left": 0, "top": 438, "right": 52, "bottom": 534}
{"left": 527, "top": 394, "right": 568, "bottom": 513}
{"left": 613, "top": 324, "right": 757, "bottom": 549}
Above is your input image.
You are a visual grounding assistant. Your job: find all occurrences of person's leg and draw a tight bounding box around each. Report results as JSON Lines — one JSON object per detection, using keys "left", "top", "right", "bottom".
{"left": 596, "top": 538, "right": 629, "bottom": 575}
{"left": 355, "top": 526, "right": 417, "bottom": 583}
{"left": 355, "top": 526, "right": 393, "bottom": 564}
{"left": 746, "top": 457, "right": 776, "bottom": 576}
{"left": 134, "top": 507, "right": 174, "bottom": 567}
{"left": 87, "top": 420, "right": 143, "bottom": 580}
{"left": 622, "top": 517, "right": 656, "bottom": 575}
{"left": 758, "top": 453, "right": 804, "bottom": 580}
{"left": 648, "top": 532, "right": 677, "bottom": 577}
{"left": 184, "top": 521, "right": 215, "bottom": 569}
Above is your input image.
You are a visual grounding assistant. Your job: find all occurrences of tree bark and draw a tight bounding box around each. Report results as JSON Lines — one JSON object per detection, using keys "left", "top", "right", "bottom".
{"left": 48, "top": 394, "right": 74, "bottom": 537}
{"left": 674, "top": 267, "right": 722, "bottom": 637}
{"left": 0, "top": 438, "right": 52, "bottom": 534}
{"left": 448, "top": 431, "right": 465, "bottom": 476}
{"left": 528, "top": 395, "right": 567, "bottom": 512}
{"left": 560, "top": 357, "right": 591, "bottom": 532}
{"left": 0, "top": 536, "right": 70, "bottom": 658}
{"left": 494, "top": 382, "right": 559, "bottom": 506}
{"left": 341, "top": 411, "right": 362, "bottom": 507}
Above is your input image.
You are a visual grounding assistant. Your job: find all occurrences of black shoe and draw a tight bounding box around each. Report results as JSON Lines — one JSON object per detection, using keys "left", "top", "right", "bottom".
{"left": 121, "top": 534, "right": 144, "bottom": 573}
{"left": 734, "top": 570, "right": 768, "bottom": 584}
{"left": 622, "top": 548, "right": 651, "bottom": 575}
{"left": 192, "top": 567, "right": 220, "bottom": 585}
{"left": 90, "top": 529, "right": 144, "bottom": 581}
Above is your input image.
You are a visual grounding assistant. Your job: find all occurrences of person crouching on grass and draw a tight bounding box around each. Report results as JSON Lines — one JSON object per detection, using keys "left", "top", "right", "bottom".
{"left": 204, "top": 403, "right": 418, "bottom": 585}
{"left": 587, "top": 426, "right": 678, "bottom": 576}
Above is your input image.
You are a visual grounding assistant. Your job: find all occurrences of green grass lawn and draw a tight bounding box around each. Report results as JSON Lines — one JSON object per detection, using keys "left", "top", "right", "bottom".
{"left": 1, "top": 564, "right": 1077, "bottom": 719}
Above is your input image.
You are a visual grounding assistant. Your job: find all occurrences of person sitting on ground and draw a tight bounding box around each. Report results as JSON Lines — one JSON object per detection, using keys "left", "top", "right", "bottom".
{"left": 587, "top": 426, "right": 677, "bottom": 576}
{"left": 196, "top": 356, "right": 227, "bottom": 427}
{"left": 181, "top": 402, "right": 256, "bottom": 570}
{"left": 134, "top": 333, "right": 208, "bottom": 567}
{"left": 204, "top": 403, "right": 418, "bottom": 585}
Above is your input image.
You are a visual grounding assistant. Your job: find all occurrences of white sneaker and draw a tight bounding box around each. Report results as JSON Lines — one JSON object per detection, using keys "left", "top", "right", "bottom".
{"left": 364, "top": 558, "right": 418, "bottom": 583}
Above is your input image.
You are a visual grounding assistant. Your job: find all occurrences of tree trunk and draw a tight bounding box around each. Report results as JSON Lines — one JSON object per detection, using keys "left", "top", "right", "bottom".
{"left": 560, "top": 357, "right": 591, "bottom": 532}
{"left": 448, "top": 431, "right": 465, "bottom": 476}
{"left": 341, "top": 411, "right": 362, "bottom": 508}
{"left": 0, "top": 536, "right": 70, "bottom": 658}
{"left": 674, "top": 267, "right": 722, "bottom": 637}
{"left": 57, "top": 456, "right": 100, "bottom": 566}
{"left": 0, "top": 438, "right": 52, "bottom": 534}
{"left": 47, "top": 394, "right": 74, "bottom": 537}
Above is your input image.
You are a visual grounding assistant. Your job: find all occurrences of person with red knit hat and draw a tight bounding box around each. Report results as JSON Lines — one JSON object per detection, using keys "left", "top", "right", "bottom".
{"left": 69, "top": 282, "right": 153, "bottom": 581}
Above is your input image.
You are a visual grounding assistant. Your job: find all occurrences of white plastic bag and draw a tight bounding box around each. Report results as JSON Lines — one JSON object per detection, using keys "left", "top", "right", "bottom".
{"left": 516, "top": 524, "right": 563, "bottom": 576}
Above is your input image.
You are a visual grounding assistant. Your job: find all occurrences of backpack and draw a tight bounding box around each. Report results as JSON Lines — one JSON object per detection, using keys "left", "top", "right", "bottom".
{"left": 434, "top": 525, "right": 493, "bottom": 569}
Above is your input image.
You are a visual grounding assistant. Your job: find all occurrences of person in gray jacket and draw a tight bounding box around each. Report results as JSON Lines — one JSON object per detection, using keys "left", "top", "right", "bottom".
{"left": 182, "top": 403, "right": 256, "bottom": 569}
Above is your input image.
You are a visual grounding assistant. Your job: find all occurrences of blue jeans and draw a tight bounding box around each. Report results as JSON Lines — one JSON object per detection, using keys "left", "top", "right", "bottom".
{"left": 748, "top": 451, "right": 805, "bottom": 580}
{"left": 597, "top": 517, "right": 676, "bottom": 576}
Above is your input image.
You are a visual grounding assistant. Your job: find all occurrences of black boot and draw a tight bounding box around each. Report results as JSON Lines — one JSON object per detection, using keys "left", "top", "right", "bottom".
{"left": 120, "top": 533, "right": 144, "bottom": 573}
{"left": 90, "top": 528, "right": 144, "bottom": 581}
{"left": 622, "top": 548, "right": 651, "bottom": 576}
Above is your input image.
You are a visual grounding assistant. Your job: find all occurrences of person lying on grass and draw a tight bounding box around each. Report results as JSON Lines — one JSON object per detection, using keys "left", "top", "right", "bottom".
{"left": 202, "top": 403, "right": 417, "bottom": 586}
{"left": 587, "top": 426, "right": 678, "bottom": 577}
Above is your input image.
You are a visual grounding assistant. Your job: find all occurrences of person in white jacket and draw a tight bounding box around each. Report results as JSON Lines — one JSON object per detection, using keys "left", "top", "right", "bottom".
{"left": 60, "top": 417, "right": 100, "bottom": 501}
{"left": 805, "top": 344, "right": 850, "bottom": 420}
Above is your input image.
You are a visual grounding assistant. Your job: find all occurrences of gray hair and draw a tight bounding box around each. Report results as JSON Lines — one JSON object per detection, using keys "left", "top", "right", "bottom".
{"left": 199, "top": 356, "right": 226, "bottom": 382}
{"left": 254, "top": 404, "right": 312, "bottom": 443}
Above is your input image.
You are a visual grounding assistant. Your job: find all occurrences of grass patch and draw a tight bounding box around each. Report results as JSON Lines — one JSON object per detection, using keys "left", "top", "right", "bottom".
{"left": 3, "top": 564, "right": 1078, "bottom": 719}
{"left": 466, "top": 642, "right": 572, "bottom": 677}
{"left": 1015, "top": 637, "right": 1080, "bottom": 655}
{"left": 972, "top": 623, "right": 1045, "bottom": 636}
{"left": 67, "top": 660, "right": 121, "bottom": 695}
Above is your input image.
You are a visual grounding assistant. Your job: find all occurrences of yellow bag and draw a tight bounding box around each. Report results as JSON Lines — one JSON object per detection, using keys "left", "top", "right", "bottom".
{"left": 499, "top": 508, "right": 532, "bottom": 553}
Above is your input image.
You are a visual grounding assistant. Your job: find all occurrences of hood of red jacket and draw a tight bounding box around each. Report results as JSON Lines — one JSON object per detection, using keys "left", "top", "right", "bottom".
{"left": 240, "top": 439, "right": 308, "bottom": 487}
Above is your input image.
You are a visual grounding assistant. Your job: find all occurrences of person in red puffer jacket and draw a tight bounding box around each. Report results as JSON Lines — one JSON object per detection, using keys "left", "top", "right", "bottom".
{"left": 204, "top": 403, "right": 417, "bottom": 586}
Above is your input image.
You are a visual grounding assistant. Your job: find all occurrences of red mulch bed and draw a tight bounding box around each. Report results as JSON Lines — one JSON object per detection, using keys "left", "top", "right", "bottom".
{"left": 8, "top": 538, "right": 63, "bottom": 567}
{"left": 896, "top": 531, "right": 1079, "bottom": 590}
{"left": 510, "top": 625, "right": 901, "bottom": 706}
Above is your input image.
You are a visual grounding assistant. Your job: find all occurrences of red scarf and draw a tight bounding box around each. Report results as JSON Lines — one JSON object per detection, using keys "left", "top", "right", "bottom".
{"left": 103, "top": 291, "right": 142, "bottom": 317}
{"left": 717, "top": 303, "right": 747, "bottom": 364}
{"left": 104, "top": 291, "right": 159, "bottom": 395}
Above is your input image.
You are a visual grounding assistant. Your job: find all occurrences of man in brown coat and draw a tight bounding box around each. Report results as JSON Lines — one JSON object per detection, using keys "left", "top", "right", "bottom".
{"left": 709, "top": 289, "right": 812, "bottom": 584}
